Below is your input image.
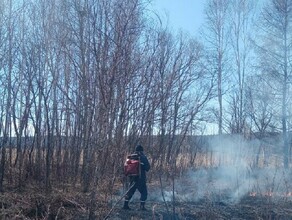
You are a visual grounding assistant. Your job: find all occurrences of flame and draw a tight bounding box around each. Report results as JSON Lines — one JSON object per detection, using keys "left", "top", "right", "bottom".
{"left": 249, "top": 192, "right": 257, "bottom": 197}
{"left": 249, "top": 191, "right": 292, "bottom": 197}
{"left": 263, "top": 191, "right": 273, "bottom": 197}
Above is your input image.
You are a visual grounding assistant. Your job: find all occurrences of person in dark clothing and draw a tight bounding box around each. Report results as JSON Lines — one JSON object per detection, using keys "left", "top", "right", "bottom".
{"left": 123, "top": 144, "right": 150, "bottom": 210}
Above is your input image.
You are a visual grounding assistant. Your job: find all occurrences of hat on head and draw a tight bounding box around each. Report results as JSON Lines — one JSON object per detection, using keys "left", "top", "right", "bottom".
{"left": 135, "top": 145, "right": 144, "bottom": 152}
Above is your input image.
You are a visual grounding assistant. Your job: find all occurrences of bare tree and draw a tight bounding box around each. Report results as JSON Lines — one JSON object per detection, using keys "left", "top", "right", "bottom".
{"left": 256, "top": 0, "right": 292, "bottom": 168}
{"left": 245, "top": 74, "right": 279, "bottom": 166}
{"left": 202, "top": 0, "right": 230, "bottom": 135}
{"left": 227, "top": 0, "right": 255, "bottom": 134}
{"left": 0, "top": 0, "right": 16, "bottom": 192}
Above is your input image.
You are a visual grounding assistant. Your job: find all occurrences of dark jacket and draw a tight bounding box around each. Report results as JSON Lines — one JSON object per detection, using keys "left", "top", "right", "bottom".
{"left": 135, "top": 151, "right": 150, "bottom": 181}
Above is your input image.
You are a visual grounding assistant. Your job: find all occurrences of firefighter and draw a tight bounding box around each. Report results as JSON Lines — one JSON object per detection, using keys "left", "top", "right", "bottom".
{"left": 123, "top": 144, "right": 150, "bottom": 210}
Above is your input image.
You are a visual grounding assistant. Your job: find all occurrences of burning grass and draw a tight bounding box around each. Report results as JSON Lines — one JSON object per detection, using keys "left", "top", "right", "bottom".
{"left": 104, "top": 166, "right": 292, "bottom": 219}
{"left": 107, "top": 193, "right": 292, "bottom": 220}
{"left": 1, "top": 169, "right": 292, "bottom": 220}
{"left": 2, "top": 137, "right": 292, "bottom": 219}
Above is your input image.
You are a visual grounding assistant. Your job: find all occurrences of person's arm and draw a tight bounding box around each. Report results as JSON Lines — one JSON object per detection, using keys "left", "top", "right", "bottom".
{"left": 140, "top": 154, "right": 150, "bottom": 172}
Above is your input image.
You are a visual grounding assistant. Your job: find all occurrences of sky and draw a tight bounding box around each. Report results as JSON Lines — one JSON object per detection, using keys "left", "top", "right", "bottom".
{"left": 150, "top": 0, "right": 205, "bottom": 36}
{"left": 150, "top": 0, "right": 216, "bottom": 134}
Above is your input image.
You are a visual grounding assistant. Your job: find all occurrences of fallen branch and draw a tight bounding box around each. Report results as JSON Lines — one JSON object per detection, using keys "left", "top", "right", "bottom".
{"left": 103, "top": 182, "right": 135, "bottom": 220}
{"left": 64, "top": 198, "right": 86, "bottom": 212}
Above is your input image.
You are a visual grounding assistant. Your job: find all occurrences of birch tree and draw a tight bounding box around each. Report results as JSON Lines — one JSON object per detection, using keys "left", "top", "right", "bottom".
{"left": 256, "top": 0, "right": 292, "bottom": 168}
{"left": 203, "top": 0, "right": 230, "bottom": 134}
{"left": 228, "top": 0, "right": 255, "bottom": 134}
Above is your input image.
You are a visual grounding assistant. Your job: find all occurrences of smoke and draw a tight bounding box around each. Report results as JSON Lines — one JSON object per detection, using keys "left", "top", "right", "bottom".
{"left": 150, "top": 134, "right": 292, "bottom": 204}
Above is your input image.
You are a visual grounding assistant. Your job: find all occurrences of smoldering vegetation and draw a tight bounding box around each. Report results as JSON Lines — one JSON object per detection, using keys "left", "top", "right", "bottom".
{"left": 99, "top": 134, "right": 292, "bottom": 219}
{"left": 150, "top": 134, "right": 292, "bottom": 205}
{"left": 1, "top": 0, "right": 292, "bottom": 219}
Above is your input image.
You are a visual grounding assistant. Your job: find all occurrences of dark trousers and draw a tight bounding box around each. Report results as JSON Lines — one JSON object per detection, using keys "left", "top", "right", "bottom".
{"left": 125, "top": 176, "right": 148, "bottom": 202}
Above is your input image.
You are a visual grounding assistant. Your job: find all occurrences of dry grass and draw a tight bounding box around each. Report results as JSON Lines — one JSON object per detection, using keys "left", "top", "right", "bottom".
{"left": 2, "top": 145, "right": 292, "bottom": 219}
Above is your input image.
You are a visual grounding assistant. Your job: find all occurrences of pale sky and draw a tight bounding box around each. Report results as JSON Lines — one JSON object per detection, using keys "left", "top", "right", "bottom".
{"left": 151, "top": 0, "right": 205, "bottom": 36}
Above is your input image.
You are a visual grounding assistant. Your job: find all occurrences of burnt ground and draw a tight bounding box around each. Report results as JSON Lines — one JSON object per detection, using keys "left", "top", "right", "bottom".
{"left": 1, "top": 184, "right": 292, "bottom": 220}
{"left": 107, "top": 195, "right": 292, "bottom": 220}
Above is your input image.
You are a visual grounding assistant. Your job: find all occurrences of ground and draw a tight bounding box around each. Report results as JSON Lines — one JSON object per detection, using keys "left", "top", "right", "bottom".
{"left": 107, "top": 196, "right": 292, "bottom": 220}
{"left": 2, "top": 184, "right": 292, "bottom": 220}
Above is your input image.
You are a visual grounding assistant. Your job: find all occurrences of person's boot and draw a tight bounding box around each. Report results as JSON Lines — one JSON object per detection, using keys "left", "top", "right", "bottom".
{"left": 123, "top": 200, "right": 131, "bottom": 210}
{"left": 140, "top": 201, "right": 147, "bottom": 211}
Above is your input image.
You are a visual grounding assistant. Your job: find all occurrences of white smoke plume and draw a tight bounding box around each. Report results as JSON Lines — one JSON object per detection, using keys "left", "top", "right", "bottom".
{"left": 150, "top": 134, "right": 292, "bottom": 204}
